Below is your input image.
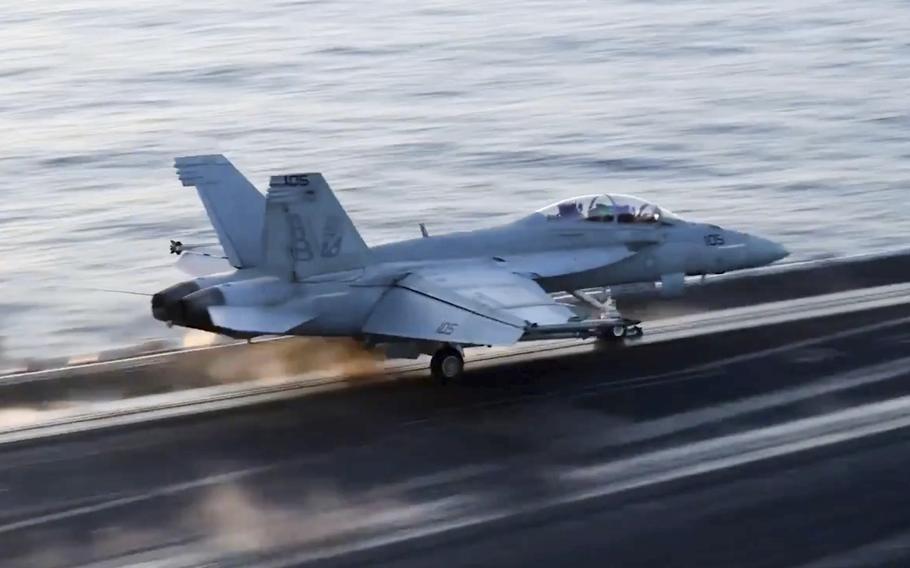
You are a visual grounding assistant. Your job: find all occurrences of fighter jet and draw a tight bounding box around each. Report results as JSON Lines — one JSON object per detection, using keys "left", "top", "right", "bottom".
{"left": 152, "top": 155, "right": 788, "bottom": 382}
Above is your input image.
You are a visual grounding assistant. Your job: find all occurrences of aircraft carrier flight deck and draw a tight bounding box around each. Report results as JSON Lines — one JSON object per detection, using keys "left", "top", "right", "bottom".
{"left": 0, "top": 251, "right": 909, "bottom": 567}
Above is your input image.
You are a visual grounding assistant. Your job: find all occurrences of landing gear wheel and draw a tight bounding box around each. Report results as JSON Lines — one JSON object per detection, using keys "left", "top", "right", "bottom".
{"left": 598, "top": 320, "right": 643, "bottom": 343}
{"left": 597, "top": 325, "right": 626, "bottom": 344}
{"left": 430, "top": 347, "right": 464, "bottom": 384}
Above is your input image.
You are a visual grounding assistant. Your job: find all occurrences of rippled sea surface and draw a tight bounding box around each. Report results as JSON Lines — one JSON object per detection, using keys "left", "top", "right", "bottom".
{"left": 1, "top": 0, "right": 909, "bottom": 362}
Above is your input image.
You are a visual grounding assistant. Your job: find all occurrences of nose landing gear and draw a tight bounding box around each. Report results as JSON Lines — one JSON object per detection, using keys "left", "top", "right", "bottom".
{"left": 602, "top": 321, "right": 643, "bottom": 340}
{"left": 570, "top": 288, "right": 643, "bottom": 342}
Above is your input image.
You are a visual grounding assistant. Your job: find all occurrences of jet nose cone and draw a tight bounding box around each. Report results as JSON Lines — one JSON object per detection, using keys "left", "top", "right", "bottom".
{"left": 748, "top": 235, "right": 789, "bottom": 266}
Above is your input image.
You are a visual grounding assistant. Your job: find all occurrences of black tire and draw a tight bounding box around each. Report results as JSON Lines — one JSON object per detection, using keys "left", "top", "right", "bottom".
{"left": 430, "top": 347, "right": 464, "bottom": 384}
{"left": 595, "top": 324, "right": 629, "bottom": 344}
{"left": 626, "top": 325, "right": 643, "bottom": 338}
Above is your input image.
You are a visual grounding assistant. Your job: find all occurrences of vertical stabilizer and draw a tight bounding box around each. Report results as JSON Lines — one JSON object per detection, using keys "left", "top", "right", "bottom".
{"left": 174, "top": 155, "right": 265, "bottom": 268}
{"left": 263, "top": 173, "right": 369, "bottom": 280}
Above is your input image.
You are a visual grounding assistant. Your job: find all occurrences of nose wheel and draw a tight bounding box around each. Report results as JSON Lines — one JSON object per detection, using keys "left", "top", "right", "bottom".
{"left": 430, "top": 346, "right": 464, "bottom": 384}
{"left": 599, "top": 320, "right": 644, "bottom": 342}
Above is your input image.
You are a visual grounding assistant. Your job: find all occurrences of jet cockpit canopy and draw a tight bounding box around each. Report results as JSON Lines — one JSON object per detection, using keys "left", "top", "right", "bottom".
{"left": 533, "top": 194, "right": 680, "bottom": 225}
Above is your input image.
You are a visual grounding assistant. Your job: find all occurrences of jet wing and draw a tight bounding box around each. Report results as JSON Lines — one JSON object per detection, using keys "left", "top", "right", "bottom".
{"left": 361, "top": 265, "right": 578, "bottom": 346}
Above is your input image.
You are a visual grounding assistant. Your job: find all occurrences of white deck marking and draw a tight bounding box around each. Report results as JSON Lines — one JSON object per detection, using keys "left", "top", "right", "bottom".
{"left": 258, "top": 394, "right": 910, "bottom": 567}
{"left": 0, "top": 463, "right": 283, "bottom": 535}
{"left": 794, "top": 529, "right": 910, "bottom": 568}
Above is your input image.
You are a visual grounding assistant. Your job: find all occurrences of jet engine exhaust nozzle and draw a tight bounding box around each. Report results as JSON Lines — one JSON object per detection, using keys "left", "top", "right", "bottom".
{"left": 175, "top": 287, "right": 226, "bottom": 331}
{"left": 151, "top": 281, "right": 201, "bottom": 322}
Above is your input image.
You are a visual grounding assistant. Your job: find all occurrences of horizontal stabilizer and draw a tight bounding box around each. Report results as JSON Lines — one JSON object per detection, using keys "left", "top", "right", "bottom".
{"left": 175, "top": 252, "right": 234, "bottom": 276}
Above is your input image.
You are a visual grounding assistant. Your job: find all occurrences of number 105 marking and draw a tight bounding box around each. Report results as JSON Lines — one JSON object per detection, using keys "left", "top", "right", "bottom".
{"left": 436, "top": 322, "right": 458, "bottom": 335}
{"left": 704, "top": 234, "right": 725, "bottom": 247}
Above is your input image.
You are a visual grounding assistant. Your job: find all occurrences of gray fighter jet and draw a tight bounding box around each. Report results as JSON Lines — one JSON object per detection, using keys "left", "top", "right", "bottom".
{"left": 152, "top": 155, "right": 788, "bottom": 382}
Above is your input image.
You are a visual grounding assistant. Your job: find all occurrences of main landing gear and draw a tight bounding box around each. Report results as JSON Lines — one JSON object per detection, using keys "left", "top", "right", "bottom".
{"left": 430, "top": 345, "right": 464, "bottom": 384}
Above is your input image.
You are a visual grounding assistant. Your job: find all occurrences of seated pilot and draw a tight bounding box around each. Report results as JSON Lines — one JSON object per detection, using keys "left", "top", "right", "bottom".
{"left": 635, "top": 205, "right": 660, "bottom": 224}
{"left": 587, "top": 202, "right": 614, "bottom": 222}
{"left": 557, "top": 202, "right": 582, "bottom": 218}
{"left": 616, "top": 205, "right": 635, "bottom": 223}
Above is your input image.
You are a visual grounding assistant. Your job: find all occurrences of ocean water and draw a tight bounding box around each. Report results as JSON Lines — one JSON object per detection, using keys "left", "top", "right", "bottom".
{"left": 1, "top": 0, "right": 909, "bottom": 363}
